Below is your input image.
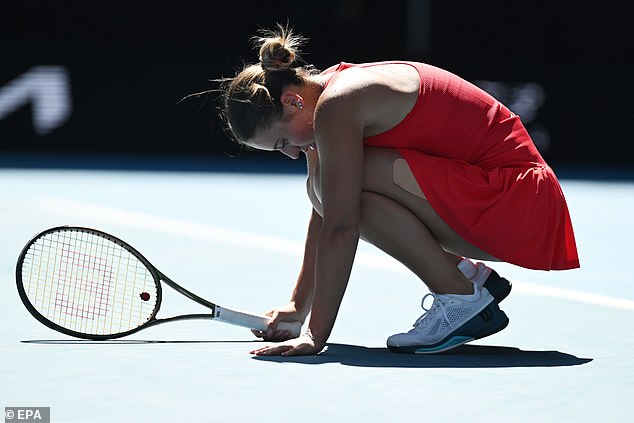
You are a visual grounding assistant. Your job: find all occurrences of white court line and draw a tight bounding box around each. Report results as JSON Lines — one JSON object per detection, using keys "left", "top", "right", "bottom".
{"left": 37, "top": 196, "right": 634, "bottom": 312}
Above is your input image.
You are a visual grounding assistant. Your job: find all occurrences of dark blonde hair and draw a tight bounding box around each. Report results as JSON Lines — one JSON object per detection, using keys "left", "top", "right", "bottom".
{"left": 220, "top": 24, "right": 319, "bottom": 143}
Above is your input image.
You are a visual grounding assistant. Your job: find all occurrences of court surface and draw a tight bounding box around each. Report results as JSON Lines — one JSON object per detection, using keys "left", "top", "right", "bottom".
{"left": 1, "top": 158, "right": 633, "bottom": 422}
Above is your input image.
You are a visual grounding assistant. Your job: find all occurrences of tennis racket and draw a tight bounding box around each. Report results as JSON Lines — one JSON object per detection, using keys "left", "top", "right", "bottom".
{"left": 16, "top": 226, "right": 302, "bottom": 340}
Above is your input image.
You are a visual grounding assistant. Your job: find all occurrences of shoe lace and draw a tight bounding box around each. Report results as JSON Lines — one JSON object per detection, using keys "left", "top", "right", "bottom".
{"left": 413, "top": 293, "right": 454, "bottom": 329}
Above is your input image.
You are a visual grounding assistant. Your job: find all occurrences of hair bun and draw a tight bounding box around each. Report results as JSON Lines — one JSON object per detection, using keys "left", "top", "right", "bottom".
{"left": 255, "top": 24, "right": 305, "bottom": 72}
{"left": 259, "top": 40, "right": 295, "bottom": 71}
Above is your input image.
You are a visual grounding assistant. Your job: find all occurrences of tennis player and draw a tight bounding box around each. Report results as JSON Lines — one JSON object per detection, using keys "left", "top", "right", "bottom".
{"left": 216, "top": 25, "right": 579, "bottom": 356}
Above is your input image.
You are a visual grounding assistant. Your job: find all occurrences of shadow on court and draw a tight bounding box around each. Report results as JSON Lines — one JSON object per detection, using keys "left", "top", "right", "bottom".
{"left": 21, "top": 340, "right": 592, "bottom": 368}
{"left": 251, "top": 343, "right": 593, "bottom": 368}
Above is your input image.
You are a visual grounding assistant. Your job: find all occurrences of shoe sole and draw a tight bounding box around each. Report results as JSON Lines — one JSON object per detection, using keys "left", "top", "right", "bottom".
{"left": 483, "top": 270, "right": 512, "bottom": 303}
{"left": 387, "top": 301, "right": 510, "bottom": 355}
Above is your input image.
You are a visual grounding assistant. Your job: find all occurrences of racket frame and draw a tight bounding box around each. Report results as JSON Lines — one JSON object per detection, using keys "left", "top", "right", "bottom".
{"left": 16, "top": 226, "right": 294, "bottom": 340}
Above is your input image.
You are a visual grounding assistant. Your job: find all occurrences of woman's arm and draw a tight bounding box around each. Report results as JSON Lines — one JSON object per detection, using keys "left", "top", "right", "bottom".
{"left": 305, "top": 92, "right": 365, "bottom": 348}
{"left": 288, "top": 207, "right": 321, "bottom": 321}
{"left": 255, "top": 153, "right": 323, "bottom": 339}
{"left": 252, "top": 202, "right": 322, "bottom": 341}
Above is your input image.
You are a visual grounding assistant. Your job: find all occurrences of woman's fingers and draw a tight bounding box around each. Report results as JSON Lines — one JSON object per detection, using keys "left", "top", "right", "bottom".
{"left": 263, "top": 329, "right": 292, "bottom": 342}
{"left": 249, "top": 344, "right": 294, "bottom": 356}
{"left": 251, "top": 324, "right": 296, "bottom": 341}
{"left": 249, "top": 334, "right": 322, "bottom": 356}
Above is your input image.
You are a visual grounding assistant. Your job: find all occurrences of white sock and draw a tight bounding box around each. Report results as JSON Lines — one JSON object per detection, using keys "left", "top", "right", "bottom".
{"left": 457, "top": 258, "right": 477, "bottom": 280}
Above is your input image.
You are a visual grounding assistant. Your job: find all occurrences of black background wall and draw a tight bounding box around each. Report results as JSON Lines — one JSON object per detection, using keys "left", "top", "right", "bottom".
{"left": 1, "top": 1, "right": 632, "bottom": 169}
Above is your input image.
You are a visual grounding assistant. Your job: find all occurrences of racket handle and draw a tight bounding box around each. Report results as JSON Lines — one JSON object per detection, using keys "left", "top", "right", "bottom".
{"left": 214, "top": 306, "right": 302, "bottom": 337}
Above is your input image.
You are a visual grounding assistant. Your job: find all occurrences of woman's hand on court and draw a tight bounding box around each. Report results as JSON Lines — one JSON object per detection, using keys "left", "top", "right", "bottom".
{"left": 251, "top": 303, "right": 303, "bottom": 341}
{"left": 249, "top": 333, "right": 324, "bottom": 357}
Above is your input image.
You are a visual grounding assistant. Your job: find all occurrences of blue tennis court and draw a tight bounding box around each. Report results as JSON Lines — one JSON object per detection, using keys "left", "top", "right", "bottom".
{"left": 1, "top": 160, "right": 632, "bottom": 422}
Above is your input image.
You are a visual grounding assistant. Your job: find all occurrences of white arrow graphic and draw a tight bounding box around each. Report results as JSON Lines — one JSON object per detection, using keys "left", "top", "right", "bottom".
{"left": 0, "top": 66, "right": 72, "bottom": 135}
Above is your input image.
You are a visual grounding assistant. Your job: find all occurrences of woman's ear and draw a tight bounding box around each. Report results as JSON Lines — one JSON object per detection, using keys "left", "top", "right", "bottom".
{"left": 281, "top": 91, "right": 304, "bottom": 111}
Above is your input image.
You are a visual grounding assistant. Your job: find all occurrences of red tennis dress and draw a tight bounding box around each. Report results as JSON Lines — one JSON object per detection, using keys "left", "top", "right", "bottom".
{"left": 323, "top": 62, "right": 579, "bottom": 270}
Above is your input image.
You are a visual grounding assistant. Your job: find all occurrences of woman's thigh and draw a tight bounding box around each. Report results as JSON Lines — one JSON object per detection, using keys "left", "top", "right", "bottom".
{"left": 361, "top": 147, "right": 499, "bottom": 261}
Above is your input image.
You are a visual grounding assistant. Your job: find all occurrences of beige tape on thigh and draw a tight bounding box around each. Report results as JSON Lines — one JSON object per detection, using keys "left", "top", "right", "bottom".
{"left": 393, "top": 158, "right": 426, "bottom": 199}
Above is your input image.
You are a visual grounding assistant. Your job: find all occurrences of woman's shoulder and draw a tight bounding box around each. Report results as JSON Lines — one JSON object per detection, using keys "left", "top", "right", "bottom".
{"left": 319, "top": 65, "right": 378, "bottom": 100}
{"left": 315, "top": 61, "right": 422, "bottom": 136}
{"left": 313, "top": 68, "right": 372, "bottom": 135}
{"left": 319, "top": 62, "right": 419, "bottom": 106}
{"left": 316, "top": 68, "right": 370, "bottom": 117}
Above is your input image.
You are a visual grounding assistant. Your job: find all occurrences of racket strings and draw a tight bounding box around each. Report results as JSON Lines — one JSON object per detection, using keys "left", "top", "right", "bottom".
{"left": 56, "top": 240, "right": 113, "bottom": 319}
{"left": 22, "top": 230, "right": 158, "bottom": 336}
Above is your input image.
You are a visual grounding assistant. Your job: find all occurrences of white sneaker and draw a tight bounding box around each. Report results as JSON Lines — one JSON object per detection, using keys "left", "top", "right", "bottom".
{"left": 457, "top": 259, "right": 512, "bottom": 303}
{"left": 387, "top": 282, "right": 509, "bottom": 354}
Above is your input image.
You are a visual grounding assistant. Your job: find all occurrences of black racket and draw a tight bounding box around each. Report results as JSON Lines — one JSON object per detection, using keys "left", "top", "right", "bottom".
{"left": 16, "top": 226, "right": 301, "bottom": 340}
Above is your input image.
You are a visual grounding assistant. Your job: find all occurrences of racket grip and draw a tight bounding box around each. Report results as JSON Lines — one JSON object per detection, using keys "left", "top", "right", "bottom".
{"left": 214, "top": 306, "right": 302, "bottom": 337}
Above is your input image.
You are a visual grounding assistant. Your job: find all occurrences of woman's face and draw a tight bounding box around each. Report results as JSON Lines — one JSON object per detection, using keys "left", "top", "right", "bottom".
{"left": 246, "top": 94, "right": 316, "bottom": 159}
